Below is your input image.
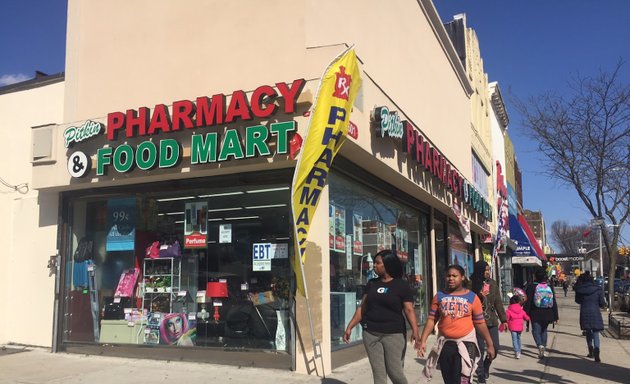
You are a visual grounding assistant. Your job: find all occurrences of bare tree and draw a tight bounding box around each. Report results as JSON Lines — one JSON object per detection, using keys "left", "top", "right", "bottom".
{"left": 516, "top": 60, "right": 630, "bottom": 304}
{"left": 550, "top": 221, "right": 594, "bottom": 254}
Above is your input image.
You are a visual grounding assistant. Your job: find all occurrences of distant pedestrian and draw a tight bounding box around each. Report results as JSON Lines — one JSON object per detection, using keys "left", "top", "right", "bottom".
{"left": 343, "top": 250, "right": 420, "bottom": 384}
{"left": 562, "top": 280, "right": 569, "bottom": 297}
{"left": 524, "top": 267, "right": 559, "bottom": 359}
{"left": 471, "top": 260, "right": 507, "bottom": 383}
{"left": 506, "top": 294, "right": 530, "bottom": 359}
{"left": 575, "top": 271, "right": 605, "bottom": 362}
{"left": 418, "top": 264, "right": 495, "bottom": 384}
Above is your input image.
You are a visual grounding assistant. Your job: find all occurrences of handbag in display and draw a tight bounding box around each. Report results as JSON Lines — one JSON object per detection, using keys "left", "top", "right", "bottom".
{"left": 145, "top": 241, "right": 160, "bottom": 259}
{"left": 103, "top": 297, "right": 132, "bottom": 320}
{"left": 74, "top": 237, "right": 94, "bottom": 262}
{"left": 159, "top": 240, "right": 182, "bottom": 258}
{"left": 114, "top": 268, "right": 140, "bottom": 297}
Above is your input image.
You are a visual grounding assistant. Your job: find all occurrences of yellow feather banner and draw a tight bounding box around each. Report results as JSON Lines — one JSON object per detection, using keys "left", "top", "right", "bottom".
{"left": 291, "top": 47, "right": 362, "bottom": 297}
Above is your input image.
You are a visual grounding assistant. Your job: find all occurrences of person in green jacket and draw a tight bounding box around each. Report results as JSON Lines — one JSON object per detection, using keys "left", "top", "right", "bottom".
{"left": 471, "top": 260, "right": 507, "bottom": 384}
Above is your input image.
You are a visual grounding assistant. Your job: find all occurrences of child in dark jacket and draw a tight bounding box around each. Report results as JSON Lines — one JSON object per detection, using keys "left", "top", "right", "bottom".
{"left": 506, "top": 295, "right": 531, "bottom": 359}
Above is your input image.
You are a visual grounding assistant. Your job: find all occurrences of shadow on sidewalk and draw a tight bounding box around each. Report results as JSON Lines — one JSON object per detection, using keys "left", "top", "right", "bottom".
{"left": 491, "top": 368, "right": 572, "bottom": 384}
{"left": 544, "top": 357, "right": 630, "bottom": 383}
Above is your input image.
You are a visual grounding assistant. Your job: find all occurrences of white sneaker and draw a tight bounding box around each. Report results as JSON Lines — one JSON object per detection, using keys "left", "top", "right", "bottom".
{"left": 515, "top": 352, "right": 521, "bottom": 359}
{"left": 543, "top": 348, "right": 549, "bottom": 357}
{"left": 538, "top": 346, "right": 545, "bottom": 359}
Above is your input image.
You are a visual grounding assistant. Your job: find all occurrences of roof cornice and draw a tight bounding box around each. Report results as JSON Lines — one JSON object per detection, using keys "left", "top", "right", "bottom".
{"left": 418, "top": 0, "right": 473, "bottom": 96}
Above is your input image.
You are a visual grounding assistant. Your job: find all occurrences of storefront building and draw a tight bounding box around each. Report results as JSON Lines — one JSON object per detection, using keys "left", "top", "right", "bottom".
{"left": 3, "top": 0, "right": 494, "bottom": 376}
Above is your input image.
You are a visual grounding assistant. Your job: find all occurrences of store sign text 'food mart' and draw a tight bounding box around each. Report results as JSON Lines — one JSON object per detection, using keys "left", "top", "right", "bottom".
{"left": 94, "top": 121, "right": 295, "bottom": 175}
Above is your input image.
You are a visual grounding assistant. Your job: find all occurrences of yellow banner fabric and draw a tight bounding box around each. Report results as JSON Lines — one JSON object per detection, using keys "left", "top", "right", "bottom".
{"left": 291, "top": 47, "right": 362, "bottom": 297}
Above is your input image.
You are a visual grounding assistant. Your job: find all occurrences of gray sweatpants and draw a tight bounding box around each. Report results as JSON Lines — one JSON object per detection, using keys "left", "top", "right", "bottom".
{"left": 362, "top": 330, "right": 408, "bottom": 384}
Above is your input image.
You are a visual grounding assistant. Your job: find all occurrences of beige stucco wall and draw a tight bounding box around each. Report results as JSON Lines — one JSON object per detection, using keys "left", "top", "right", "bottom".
{"left": 26, "top": 0, "right": 476, "bottom": 374}
{"left": 0, "top": 80, "right": 64, "bottom": 346}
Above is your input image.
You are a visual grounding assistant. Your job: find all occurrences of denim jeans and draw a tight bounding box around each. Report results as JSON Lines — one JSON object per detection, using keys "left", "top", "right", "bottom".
{"left": 585, "top": 330, "right": 601, "bottom": 349}
{"left": 511, "top": 331, "right": 522, "bottom": 353}
{"left": 532, "top": 322, "right": 549, "bottom": 348}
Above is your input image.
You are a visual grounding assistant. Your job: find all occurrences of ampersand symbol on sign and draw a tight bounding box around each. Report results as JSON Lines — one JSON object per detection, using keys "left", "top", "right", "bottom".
{"left": 72, "top": 154, "right": 85, "bottom": 173}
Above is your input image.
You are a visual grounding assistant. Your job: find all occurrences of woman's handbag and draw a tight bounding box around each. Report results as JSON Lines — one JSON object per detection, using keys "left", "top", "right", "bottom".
{"left": 145, "top": 241, "right": 160, "bottom": 259}
{"left": 159, "top": 240, "right": 182, "bottom": 258}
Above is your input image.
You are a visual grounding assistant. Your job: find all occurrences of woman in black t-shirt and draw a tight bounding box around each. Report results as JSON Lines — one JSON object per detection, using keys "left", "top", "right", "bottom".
{"left": 344, "top": 250, "right": 420, "bottom": 384}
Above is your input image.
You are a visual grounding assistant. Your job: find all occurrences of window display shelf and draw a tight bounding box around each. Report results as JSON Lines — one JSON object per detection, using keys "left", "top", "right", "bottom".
{"left": 142, "top": 257, "right": 181, "bottom": 314}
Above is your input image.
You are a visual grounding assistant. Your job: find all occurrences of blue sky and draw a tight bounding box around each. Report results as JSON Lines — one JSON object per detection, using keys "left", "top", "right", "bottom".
{"left": 1, "top": 1, "right": 628, "bottom": 248}
{"left": 433, "top": 0, "right": 630, "bottom": 248}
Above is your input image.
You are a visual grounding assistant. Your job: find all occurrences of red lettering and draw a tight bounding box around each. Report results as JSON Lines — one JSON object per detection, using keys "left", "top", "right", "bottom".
{"left": 446, "top": 164, "right": 454, "bottom": 190}
{"left": 416, "top": 134, "right": 425, "bottom": 166}
{"left": 107, "top": 112, "right": 125, "bottom": 140}
{"left": 172, "top": 100, "right": 195, "bottom": 130}
{"left": 148, "top": 104, "right": 171, "bottom": 135}
{"left": 432, "top": 149, "right": 440, "bottom": 178}
{"left": 126, "top": 107, "right": 149, "bottom": 138}
{"left": 424, "top": 142, "right": 433, "bottom": 173}
{"left": 276, "top": 78, "right": 305, "bottom": 114}
{"left": 196, "top": 94, "right": 225, "bottom": 127}
{"left": 251, "top": 85, "right": 278, "bottom": 118}
{"left": 225, "top": 90, "right": 252, "bottom": 123}
{"left": 403, "top": 122, "right": 415, "bottom": 154}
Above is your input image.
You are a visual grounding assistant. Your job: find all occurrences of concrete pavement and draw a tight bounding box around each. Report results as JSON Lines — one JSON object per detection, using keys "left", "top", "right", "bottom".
{"left": 2, "top": 289, "right": 629, "bottom": 383}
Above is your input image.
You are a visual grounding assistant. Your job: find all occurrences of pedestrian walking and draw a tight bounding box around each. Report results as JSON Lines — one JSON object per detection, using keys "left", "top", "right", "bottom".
{"left": 506, "top": 293, "right": 530, "bottom": 359}
{"left": 574, "top": 271, "right": 606, "bottom": 362}
{"left": 524, "top": 267, "right": 559, "bottom": 359}
{"left": 418, "top": 264, "right": 495, "bottom": 384}
{"left": 343, "top": 249, "right": 420, "bottom": 384}
{"left": 562, "top": 280, "right": 569, "bottom": 297}
{"left": 470, "top": 260, "right": 507, "bottom": 383}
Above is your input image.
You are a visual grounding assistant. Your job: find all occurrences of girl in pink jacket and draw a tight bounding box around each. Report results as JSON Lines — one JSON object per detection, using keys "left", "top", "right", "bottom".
{"left": 506, "top": 295, "right": 531, "bottom": 359}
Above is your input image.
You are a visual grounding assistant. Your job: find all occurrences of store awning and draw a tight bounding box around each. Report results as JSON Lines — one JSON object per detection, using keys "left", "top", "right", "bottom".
{"left": 518, "top": 214, "right": 547, "bottom": 261}
{"left": 508, "top": 213, "right": 546, "bottom": 261}
{"left": 512, "top": 256, "right": 543, "bottom": 266}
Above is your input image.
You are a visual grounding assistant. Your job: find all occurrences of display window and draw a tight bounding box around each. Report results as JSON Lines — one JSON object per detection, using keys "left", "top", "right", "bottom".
{"left": 328, "top": 171, "right": 429, "bottom": 349}
{"left": 433, "top": 213, "right": 448, "bottom": 290}
{"left": 61, "top": 171, "right": 293, "bottom": 353}
{"left": 448, "top": 219, "right": 474, "bottom": 278}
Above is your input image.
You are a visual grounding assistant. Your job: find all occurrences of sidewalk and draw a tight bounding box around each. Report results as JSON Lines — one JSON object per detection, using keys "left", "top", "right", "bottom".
{"left": 2, "top": 290, "right": 629, "bottom": 383}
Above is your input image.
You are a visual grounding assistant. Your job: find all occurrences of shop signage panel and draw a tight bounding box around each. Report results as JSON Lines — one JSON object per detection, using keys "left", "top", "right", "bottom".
{"left": 184, "top": 202, "right": 207, "bottom": 248}
{"left": 106, "top": 198, "right": 136, "bottom": 251}
{"left": 352, "top": 214, "right": 363, "bottom": 255}
{"left": 369, "top": 105, "right": 494, "bottom": 222}
{"left": 64, "top": 79, "right": 307, "bottom": 178}
{"left": 512, "top": 256, "right": 542, "bottom": 266}
{"left": 553, "top": 255, "right": 585, "bottom": 262}
{"left": 252, "top": 243, "right": 277, "bottom": 271}
{"left": 219, "top": 224, "right": 232, "bottom": 244}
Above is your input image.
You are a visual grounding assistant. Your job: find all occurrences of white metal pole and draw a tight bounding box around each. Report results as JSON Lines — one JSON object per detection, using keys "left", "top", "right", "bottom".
{"left": 599, "top": 225, "right": 604, "bottom": 278}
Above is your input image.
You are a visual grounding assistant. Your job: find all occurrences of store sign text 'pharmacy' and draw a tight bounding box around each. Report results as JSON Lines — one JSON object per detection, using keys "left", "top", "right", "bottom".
{"left": 66, "top": 79, "right": 306, "bottom": 178}
{"left": 371, "top": 105, "right": 492, "bottom": 221}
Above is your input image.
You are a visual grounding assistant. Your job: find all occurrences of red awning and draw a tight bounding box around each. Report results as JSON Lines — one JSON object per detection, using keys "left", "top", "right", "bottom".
{"left": 518, "top": 214, "right": 547, "bottom": 261}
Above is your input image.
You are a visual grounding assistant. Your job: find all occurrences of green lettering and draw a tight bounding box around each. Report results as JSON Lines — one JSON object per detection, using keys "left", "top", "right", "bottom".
{"left": 218, "top": 129, "right": 244, "bottom": 161}
{"left": 270, "top": 121, "right": 295, "bottom": 154}
{"left": 191, "top": 133, "right": 218, "bottom": 164}
{"left": 136, "top": 141, "right": 157, "bottom": 170}
{"left": 159, "top": 139, "right": 180, "bottom": 168}
{"left": 245, "top": 125, "right": 270, "bottom": 157}
{"left": 114, "top": 144, "right": 134, "bottom": 173}
{"left": 97, "top": 147, "right": 112, "bottom": 176}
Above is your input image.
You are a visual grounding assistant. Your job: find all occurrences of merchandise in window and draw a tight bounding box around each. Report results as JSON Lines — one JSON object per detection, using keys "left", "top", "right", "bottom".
{"left": 62, "top": 173, "right": 293, "bottom": 352}
{"left": 328, "top": 172, "right": 428, "bottom": 349}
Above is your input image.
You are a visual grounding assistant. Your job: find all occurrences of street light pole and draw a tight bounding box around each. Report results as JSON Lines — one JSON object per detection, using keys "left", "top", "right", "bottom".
{"left": 599, "top": 225, "right": 604, "bottom": 279}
